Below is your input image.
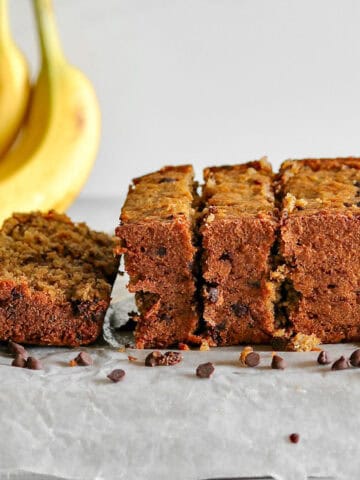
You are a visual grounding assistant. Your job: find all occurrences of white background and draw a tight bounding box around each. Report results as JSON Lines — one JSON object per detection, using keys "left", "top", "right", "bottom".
{"left": 9, "top": 0, "right": 360, "bottom": 198}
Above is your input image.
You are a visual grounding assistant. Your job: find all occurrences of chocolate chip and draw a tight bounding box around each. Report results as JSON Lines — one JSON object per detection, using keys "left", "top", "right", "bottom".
{"left": 196, "top": 362, "right": 215, "bottom": 378}
{"left": 208, "top": 287, "right": 218, "bottom": 303}
{"left": 231, "top": 303, "right": 249, "bottom": 317}
{"left": 12, "top": 355, "right": 27, "bottom": 368}
{"left": 219, "top": 252, "right": 232, "bottom": 261}
{"left": 73, "top": 351, "right": 93, "bottom": 366}
{"left": 107, "top": 369, "right": 126, "bottom": 382}
{"left": 354, "top": 181, "right": 360, "bottom": 188}
{"left": 26, "top": 357, "right": 43, "bottom": 370}
{"left": 349, "top": 349, "right": 360, "bottom": 367}
{"left": 145, "top": 351, "right": 164, "bottom": 367}
{"left": 289, "top": 433, "right": 300, "bottom": 444}
{"left": 317, "top": 350, "right": 331, "bottom": 365}
{"left": 331, "top": 356, "right": 349, "bottom": 370}
{"left": 8, "top": 341, "right": 28, "bottom": 359}
{"left": 357, "top": 202, "right": 360, "bottom": 208}
{"left": 343, "top": 202, "right": 352, "bottom": 207}
{"left": 159, "top": 177, "right": 176, "bottom": 183}
{"left": 163, "top": 351, "right": 182, "bottom": 366}
{"left": 245, "top": 351, "right": 260, "bottom": 367}
{"left": 157, "top": 246, "right": 167, "bottom": 256}
{"left": 271, "top": 355, "right": 286, "bottom": 370}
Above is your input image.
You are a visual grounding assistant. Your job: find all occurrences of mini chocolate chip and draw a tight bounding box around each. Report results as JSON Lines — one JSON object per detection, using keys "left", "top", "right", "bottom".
{"left": 271, "top": 355, "right": 286, "bottom": 370}
{"left": 343, "top": 202, "right": 352, "bottom": 207}
{"left": 10, "top": 288, "right": 23, "bottom": 300}
{"left": 349, "top": 349, "right": 360, "bottom": 367}
{"left": 159, "top": 177, "right": 176, "bottom": 183}
{"left": 208, "top": 287, "right": 218, "bottom": 303}
{"left": 8, "top": 341, "right": 28, "bottom": 359}
{"left": 12, "top": 355, "right": 27, "bottom": 368}
{"left": 196, "top": 362, "right": 215, "bottom": 378}
{"left": 231, "top": 303, "right": 249, "bottom": 317}
{"left": 354, "top": 181, "right": 360, "bottom": 188}
{"left": 219, "top": 252, "right": 232, "bottom": 261}
{"left": 107, "top": 369, "right": 126, "bottom": 382}
{"left": 163, "top": 351, "right": 182, "bottom": 366}
{"left": 157, "top": 246, "right": 167, "bottom": 256}
{"left": 245, "top": 351, "right": 260, "bottom": 367}
{"left": 26, "top": 357, "right": 43, "bottom": 370}
{"left": 317, "top": 350, "right": 331, "bottom": 365}
{"left": 160, "top": 313, "right": 172, "bottom": 324}
{"left": 145, "top": 351, "right": 164, "bottom": 367}
{"left": 289, "top": 433, "right": 300, "bottom": 444}
{"left": 74, "top": 351, "right": 93, "bottom": 366}
{"left": 331, "top": 356, "right": 349, "bottom": 371}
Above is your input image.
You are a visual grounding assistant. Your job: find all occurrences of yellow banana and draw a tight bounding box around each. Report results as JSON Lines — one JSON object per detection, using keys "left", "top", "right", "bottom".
{"left": 0, "top": 0, "right": 30, "bottom": 157}
{"left": 0, "top": 0, "right": 101, "bottom": 226}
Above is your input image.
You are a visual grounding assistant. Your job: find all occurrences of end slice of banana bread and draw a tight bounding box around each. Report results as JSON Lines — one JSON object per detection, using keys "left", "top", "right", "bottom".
{"left": 276, "top": 157, "right": 360, "bottom": 343}
{"left": 0, "top": 211, "right": 118, "bottom": 346}
{"left": 200, "top": 158, "right": 277, "bottom": 346}
{"left": 116, "top": 165, "right": 200, "bottom": 348}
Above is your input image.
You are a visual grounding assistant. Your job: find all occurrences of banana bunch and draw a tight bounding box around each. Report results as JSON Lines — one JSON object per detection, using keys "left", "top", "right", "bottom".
{"left": 0, "top": 0, "right": 101, "bottom": 226}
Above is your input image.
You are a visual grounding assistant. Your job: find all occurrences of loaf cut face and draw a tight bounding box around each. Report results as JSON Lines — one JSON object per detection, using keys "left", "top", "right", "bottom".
{"left": 0, "top": 211, "right": 118, "bottom": 346}
{"left": 116, "top": 165, "right": 200, "bottom": 348}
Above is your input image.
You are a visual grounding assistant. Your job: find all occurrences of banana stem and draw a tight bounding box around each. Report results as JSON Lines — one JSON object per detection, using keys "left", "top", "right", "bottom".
{"left": 0, "top": 0, "right": 10, "bottom": 47}
{"left": 32, "top": 0, "right": 65, "bottom": 67}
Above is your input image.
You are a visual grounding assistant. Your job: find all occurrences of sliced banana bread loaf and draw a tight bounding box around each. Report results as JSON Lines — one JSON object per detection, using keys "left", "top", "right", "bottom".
{"left": 116, "top": 165, "right": 200, "bottom": 348}
{"left": 0, "top": 211, "right": 118, "bottom": 346}
{"left": 200, "top": 158, "right": 278, "bottom": 345}
{"left": 276, "top": 157, "right": 360, "bottom": 343}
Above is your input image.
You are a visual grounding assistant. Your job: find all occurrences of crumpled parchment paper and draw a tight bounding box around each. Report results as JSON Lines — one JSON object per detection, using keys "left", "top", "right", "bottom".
{"left": 0, "top": 274, "right": 359, "bottom": 480}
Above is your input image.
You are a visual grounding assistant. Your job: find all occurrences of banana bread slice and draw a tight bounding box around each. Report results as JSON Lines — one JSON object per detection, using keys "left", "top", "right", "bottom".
{"left": 200, "top": 158, "right": 277, "bottom": 346}
{"left": 116, "top": 165, "right": 199, "bottom": 348}
{"left": 0, "top": 211, "right": 118, "bottom": 346}
{"left": 277, "top": 157, "right": 360, "bottom": 343}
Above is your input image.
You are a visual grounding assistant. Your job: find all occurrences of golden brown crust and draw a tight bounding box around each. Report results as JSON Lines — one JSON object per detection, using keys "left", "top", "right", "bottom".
{"left": 0, "top": 211, "right": 119, "bottom": 346}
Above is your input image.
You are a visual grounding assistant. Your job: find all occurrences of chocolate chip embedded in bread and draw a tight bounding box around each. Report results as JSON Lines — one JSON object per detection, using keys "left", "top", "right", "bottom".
{"left": 231, "top": 303, "right": 249, "bottom": 317}
{"left": 196, "top": 362, "right": 215, "bottom": 378}
{"left": 349, "top": 349, "right": 360, "bottom": 367}
{"left": 107, "top": 369, "right": 126, "bottom": 383}
{"left": 156, "top": 246, "right": 167, "bottom": 257}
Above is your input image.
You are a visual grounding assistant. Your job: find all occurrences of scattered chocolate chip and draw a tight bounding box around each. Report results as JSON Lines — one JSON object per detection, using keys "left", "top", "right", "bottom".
{"left": 271, "top": 355, "right": 286, "bottom": 370}
{"left": 8, "top": 341, "right": 28, "bottom": 359}
{"left": 145, "top": 351, "right": 164, "bottom": 367}
{"left": 289, "top": 433, "right": 300, "bottom": 444}
{"left": 12, "top": 355, "right": 27, "bottom": 368}
{"left": 354, "top": 180, "right": 360, "bottom": 188}
{"left": 331, "top": 356, "right": 349, "bottom": 371}
{"left": 343, "top": 202, "right": 352, "bottom": 207}
{"left": 159, "top": 177, "right": 176, "bottom": 183}
{"left": 208, "top": 287, "right": 219, "bottom": 303}
{"left": 107, "top": 369, "right": 126, "bottom": 382}
{"left": 73, "top": 351, "right": 93, "bottom": 366}
{"left": 157, "top": 246, "right": 167, "bottom": 257}
{"left": 317, "top": 350, "right": 331, "bottom": 365}
{"left": 26, "top": 357, "right": 43, "bottom": 370}
{"left": 245, "top": 351, "right": 260, "bottom": 367}
{"left": 196, "top": 362, "right": 215, "bottom": 378}
{"left": 349, "top": 349, "right": 360, "bottom": 367}
{"left": 163, "top": 351, "right": 182, "bottom": 366}
{"left": 231, "top": 303, "right": 249, "bottom": 317}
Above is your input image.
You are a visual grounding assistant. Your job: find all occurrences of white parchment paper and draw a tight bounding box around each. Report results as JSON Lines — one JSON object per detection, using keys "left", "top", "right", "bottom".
{"left": 0, "top": 274, "right": 359, "bottom": 480}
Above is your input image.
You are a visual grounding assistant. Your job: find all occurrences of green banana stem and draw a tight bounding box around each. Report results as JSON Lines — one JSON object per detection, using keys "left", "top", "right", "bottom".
{"left": 32, "top": 0, "right": 65, "bottom": 68}
{"left": 0, "top": 0, "right": 10, "bottom": 48}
